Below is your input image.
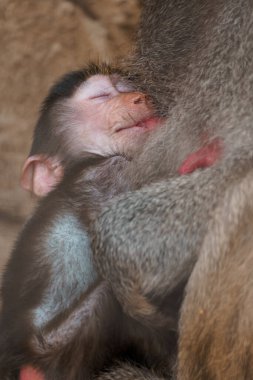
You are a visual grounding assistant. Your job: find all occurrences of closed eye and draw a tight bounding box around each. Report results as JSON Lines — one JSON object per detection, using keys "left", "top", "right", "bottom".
{"left": 90, "top": 93, "right": 110, "bottom": 100}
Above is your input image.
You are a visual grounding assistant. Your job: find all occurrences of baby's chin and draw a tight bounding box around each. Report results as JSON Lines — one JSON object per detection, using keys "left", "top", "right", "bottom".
{"left": 115, "top": 132, "right": 150, "bottom": 157}
{"left": 112, "top": 115, "right": 165, "bottom": 157}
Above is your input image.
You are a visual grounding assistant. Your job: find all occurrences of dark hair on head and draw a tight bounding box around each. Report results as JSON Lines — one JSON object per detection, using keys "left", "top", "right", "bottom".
{"left": 29, "top": 62, "right": 123, "bottom": 157}
{"left": 42, "top": 63, "right": 123, "bottom": 112}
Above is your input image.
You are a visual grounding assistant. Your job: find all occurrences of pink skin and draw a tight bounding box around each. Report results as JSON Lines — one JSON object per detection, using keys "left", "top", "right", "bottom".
{"left": 178, "top": 138, "right": 222, "bottom": 175}
{"left": 20, "top": 367, "right": 44, "bottom": 380}
{"left": 20, "top": 156, "right": 64, "bottom": 197}
{"left": 20, "top": 74, "right": 160, "bottom": 197}
{"left": 66, "top": 74, "right": 160, "bottom": 156}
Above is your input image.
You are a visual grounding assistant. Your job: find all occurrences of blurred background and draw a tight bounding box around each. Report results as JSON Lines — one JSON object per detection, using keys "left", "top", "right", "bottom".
{"left": 0, "top": 0, "right": 141, "bottom": 269}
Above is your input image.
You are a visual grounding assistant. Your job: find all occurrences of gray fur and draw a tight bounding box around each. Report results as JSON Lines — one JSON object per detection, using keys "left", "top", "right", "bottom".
{"left": 92, "top": 1, "right": 253, "bottom": 378}
{"left": 34, "top": 213, "right": 95, "bottom": 327}
{"left": 0, "top": 157, "right": 126, "bottom": 379}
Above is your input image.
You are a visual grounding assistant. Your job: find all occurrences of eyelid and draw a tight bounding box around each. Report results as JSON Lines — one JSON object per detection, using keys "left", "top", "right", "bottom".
{"left": 88, "top": 93, "right": 113, "bottom": 103}
{"left": 89, "top": 93, "right": 111, "bottom": 100}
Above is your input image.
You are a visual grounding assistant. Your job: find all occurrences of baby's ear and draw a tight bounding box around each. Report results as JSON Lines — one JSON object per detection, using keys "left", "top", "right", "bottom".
{"left": 20, "top": 155, "right": 64, "bottom": 197}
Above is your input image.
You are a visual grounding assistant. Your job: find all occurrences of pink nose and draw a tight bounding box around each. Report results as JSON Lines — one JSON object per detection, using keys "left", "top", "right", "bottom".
{"left": 119, "top": 92, "right": 150, "bottom": 108}
{"left": 133, "top": 93, "right": 147, "bottom": 104}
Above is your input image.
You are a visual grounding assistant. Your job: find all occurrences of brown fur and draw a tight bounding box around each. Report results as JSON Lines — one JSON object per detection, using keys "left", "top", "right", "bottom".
{"left": 178, "top": 170, "right": 253, "bottom": 380}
